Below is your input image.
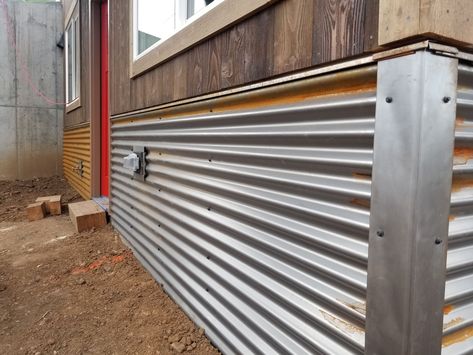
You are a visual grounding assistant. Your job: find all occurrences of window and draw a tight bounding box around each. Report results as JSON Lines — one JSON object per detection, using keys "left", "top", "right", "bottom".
{"left": 131, "top": 0, "right": 276, "bottom": 77}
{"left": 134, "top": 0, "right": 220, "bottom": 57}
{"left": 65, "top": 4, "right": 80, "bottom": 108}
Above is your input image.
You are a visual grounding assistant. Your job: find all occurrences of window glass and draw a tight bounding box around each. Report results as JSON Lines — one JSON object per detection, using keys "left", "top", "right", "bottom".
{"left": 74, "top": 17, "right": 80, "bottom": 99}
{"left": 136, "top": 0, "right": 173, "bottom": 55}
{"left": 135, "top": 0, "right": 218, "bottom": 57}
{"left": 65, "top": 7, "right": 80, "bottom": 104}
{"left": 187, "top": 0, "right": 212, "bottom": 18}
{"left": 66, "top": 24, "right": 73, "bottom": 102}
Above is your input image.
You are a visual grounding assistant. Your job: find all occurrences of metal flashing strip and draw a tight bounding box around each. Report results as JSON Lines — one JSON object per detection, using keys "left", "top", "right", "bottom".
{"left": 429, "top": 43, "right": 473, "bottom": 63}
{"left": 372, "top": 40, "right": 431, "bottom": 61}
{"left": 373, "top": 41, "right": 473, "bottom": 63}
{"left": 366, "top": 51, "right": 458, "bottom": 355}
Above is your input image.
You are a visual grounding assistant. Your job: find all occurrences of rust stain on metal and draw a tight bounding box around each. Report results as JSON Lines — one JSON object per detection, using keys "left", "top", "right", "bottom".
{"left": 448, "top": 215, "right": 456, "bottom": 222}
{"left": 453, "top": 147, "right": 473, "bottom": 165}
{"left": 451, "top": 177, "right": 473, "bottom": 192}
{"left": 456, "top": 117, "right": 473, "bottom": 128}
{"left": 442, "top": 326, "right": 473, "bottom": 348}
{"left": 211, "top": 86, "right": 376, "bottom": 114}
{"left": 444, "top": 304, "right": 454, "bottom": 314}
{"left": 443, "top": 317, "right": 464, "bottom": 331}
{"left": 456, "top": 117, "right": 465, "bottom": 128}
{"left": 320, "top": 309, "right": 364, "bottom": 335}
{"left": 350, "top": 198, "right": 370, "bottom": 209}
{"left": 352, "top": 172, "right": 372, "bottom": 181}
{"left": 341, "top": 300, "right": 366, "bottom": 316}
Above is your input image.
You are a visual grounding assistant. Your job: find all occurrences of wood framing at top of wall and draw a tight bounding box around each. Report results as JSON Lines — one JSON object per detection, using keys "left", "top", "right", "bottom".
{"left": 379, "top": 0, "right": 473, "bottom": 47}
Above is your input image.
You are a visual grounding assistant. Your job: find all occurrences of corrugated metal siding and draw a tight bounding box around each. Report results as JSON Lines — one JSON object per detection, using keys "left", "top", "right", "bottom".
{"left": 443, "top": 64, "right": 473, "bottom": 354}
{"left": 110, "top": 68, "right": 376, "bottom": 354}
{"left": 63, "top": 125, "right": 91, "bottom": 199}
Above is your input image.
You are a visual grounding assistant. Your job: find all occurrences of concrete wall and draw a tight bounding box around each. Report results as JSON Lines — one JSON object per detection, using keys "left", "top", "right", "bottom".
{"left": 0, "top": 0, "right": 63, "bottom": 180}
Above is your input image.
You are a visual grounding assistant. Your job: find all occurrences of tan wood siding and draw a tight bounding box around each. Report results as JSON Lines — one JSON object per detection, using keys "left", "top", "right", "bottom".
{"left": 110, "top": 0, "right": 379, "bottom": 116}
{"left": 378, "top": 0, "right": 473, "bottom": 46}
{"left": 63, "top": 125, "right": 91, "bottom": 199}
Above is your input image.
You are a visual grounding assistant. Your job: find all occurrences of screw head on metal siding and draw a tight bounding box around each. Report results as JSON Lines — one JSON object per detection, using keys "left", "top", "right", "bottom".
{"left": 435, "top": 238, "right": 443, "bottom": 245}
{"left": 442, "top": 96, "right": 451, "bottom": 103}
{"left": 385, "top": 97, "right": 393, "bottom": 103}
{"left": 376, "top": 230, "right": 384, "bottom": 238}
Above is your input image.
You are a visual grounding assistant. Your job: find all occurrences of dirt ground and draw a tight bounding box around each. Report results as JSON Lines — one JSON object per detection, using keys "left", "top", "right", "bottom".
{"left": 0, "top": 177, "right": 82, "bottom": 223}
{"left": 0, "top": 177, "right": 219, "bottom": 355}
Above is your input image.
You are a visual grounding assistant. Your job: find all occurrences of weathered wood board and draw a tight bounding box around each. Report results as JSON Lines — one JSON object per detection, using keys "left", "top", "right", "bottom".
{"left": 36, "top": 195, "right": 62, "bottom": 215}
{"left": 68, "top": 200, "right": 107, "bottom": 233}
{"left": 27, "top": 202, "right": 46, "bottom": 221}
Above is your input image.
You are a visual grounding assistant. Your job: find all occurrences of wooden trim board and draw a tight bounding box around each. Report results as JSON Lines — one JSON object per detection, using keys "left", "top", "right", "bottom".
{"left": 379, "top": 0, "right": 473, "bottom": 47}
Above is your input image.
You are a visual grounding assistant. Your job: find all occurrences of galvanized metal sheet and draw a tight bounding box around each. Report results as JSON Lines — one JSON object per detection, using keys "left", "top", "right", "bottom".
{"left": 443, "top": 63, "right": 473, "bottom": 354}
{"left": 110, "top": 69, "right": 376, "bottom": 354}
{"left": 366, "top": 51, "right": 458, "bottom": 355}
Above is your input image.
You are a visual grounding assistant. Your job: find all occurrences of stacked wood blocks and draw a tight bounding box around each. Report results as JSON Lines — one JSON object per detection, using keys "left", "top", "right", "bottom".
{"left": 26, "top": 195, "right": 62, "bottom": 221}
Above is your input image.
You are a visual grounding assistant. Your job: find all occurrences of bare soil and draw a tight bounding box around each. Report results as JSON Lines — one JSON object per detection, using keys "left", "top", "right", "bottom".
{"left": 0, "top": 178, "right": 219, "bottom": 355}
{"left": 0, "top": 176, "right": 82, "bottom": 222}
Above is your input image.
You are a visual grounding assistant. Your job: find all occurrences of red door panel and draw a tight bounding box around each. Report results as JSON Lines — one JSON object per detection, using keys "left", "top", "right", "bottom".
{"left": 100, "top": 0, "right": 109, "bottom": 196}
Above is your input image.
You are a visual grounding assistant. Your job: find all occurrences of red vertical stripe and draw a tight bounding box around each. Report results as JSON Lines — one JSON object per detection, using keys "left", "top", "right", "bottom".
{"left": 100, "top": 0, "right": 109, "bottom": 196}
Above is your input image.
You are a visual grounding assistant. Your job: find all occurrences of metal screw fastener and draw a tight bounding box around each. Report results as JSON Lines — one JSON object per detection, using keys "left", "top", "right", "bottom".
{"left": 442, "top": 96, "right": 451, "bottom": 103}
{"left": 385, "top": 97, "right": 393, "bottom": 103}
{"left": 376, "top": 230, "right": 384, "bottom": 238}
{"left": 435, "top": 238, "right": 443, "bottom": 245}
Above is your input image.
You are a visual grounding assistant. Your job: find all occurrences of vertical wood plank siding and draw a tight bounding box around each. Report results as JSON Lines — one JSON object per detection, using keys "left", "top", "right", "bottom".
{"left": 313, "top": 0, "right": 368, "bottom": 64}
{"left": 63, "top": 125, "right": 91, "bottom": 199}
{"left": 109, "top": 0, "right": 379, "bottom": 116}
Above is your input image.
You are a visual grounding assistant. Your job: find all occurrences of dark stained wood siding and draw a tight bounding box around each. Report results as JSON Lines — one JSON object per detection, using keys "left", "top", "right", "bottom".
{"left": 109, "top": 0, "right": 379, "bottom": 116}
{"left": 273, "top": 0, "right": 313, "bottom": 74}
{"left": 64, "top": 0, "right": 90, "bottom": 128}
{"left": 313, "top": 0, "right": 368, "bottom": 64}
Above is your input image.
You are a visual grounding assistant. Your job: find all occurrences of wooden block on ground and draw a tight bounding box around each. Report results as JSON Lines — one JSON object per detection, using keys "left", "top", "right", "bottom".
{"left": 27, "top": 202, "right": 46, "bottom": 221}
{"left": 68, "top": 200, "right": 107, "bottom": 233}
{"left": 36, "top": 195, "right": 62, "bottom": 215}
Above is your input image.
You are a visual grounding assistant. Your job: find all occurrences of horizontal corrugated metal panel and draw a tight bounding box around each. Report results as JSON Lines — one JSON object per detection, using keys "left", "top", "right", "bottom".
{"left": 443, "top": 64, "right": 473, "bottom": 354}
{"left": 63, "top": 125, "right": 91, "bottom": 199}
{"left": 111, "top": 68, "right": 376, "bottom": 354}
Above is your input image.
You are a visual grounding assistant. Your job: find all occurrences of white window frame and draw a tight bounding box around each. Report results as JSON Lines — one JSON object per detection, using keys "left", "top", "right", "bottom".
{"left": 65, "top": 2, "right": 81, "bottom": 112}
{"left": 133, "top": 0, "right": 223, "bottom": 60}
{"left": 130, "top": 0, "right": 277, "bottom": 78}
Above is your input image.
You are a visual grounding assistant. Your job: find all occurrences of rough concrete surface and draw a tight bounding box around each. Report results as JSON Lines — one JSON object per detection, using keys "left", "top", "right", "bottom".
{"left": 0, "top": 1, "right": 64, "bottom": 180}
